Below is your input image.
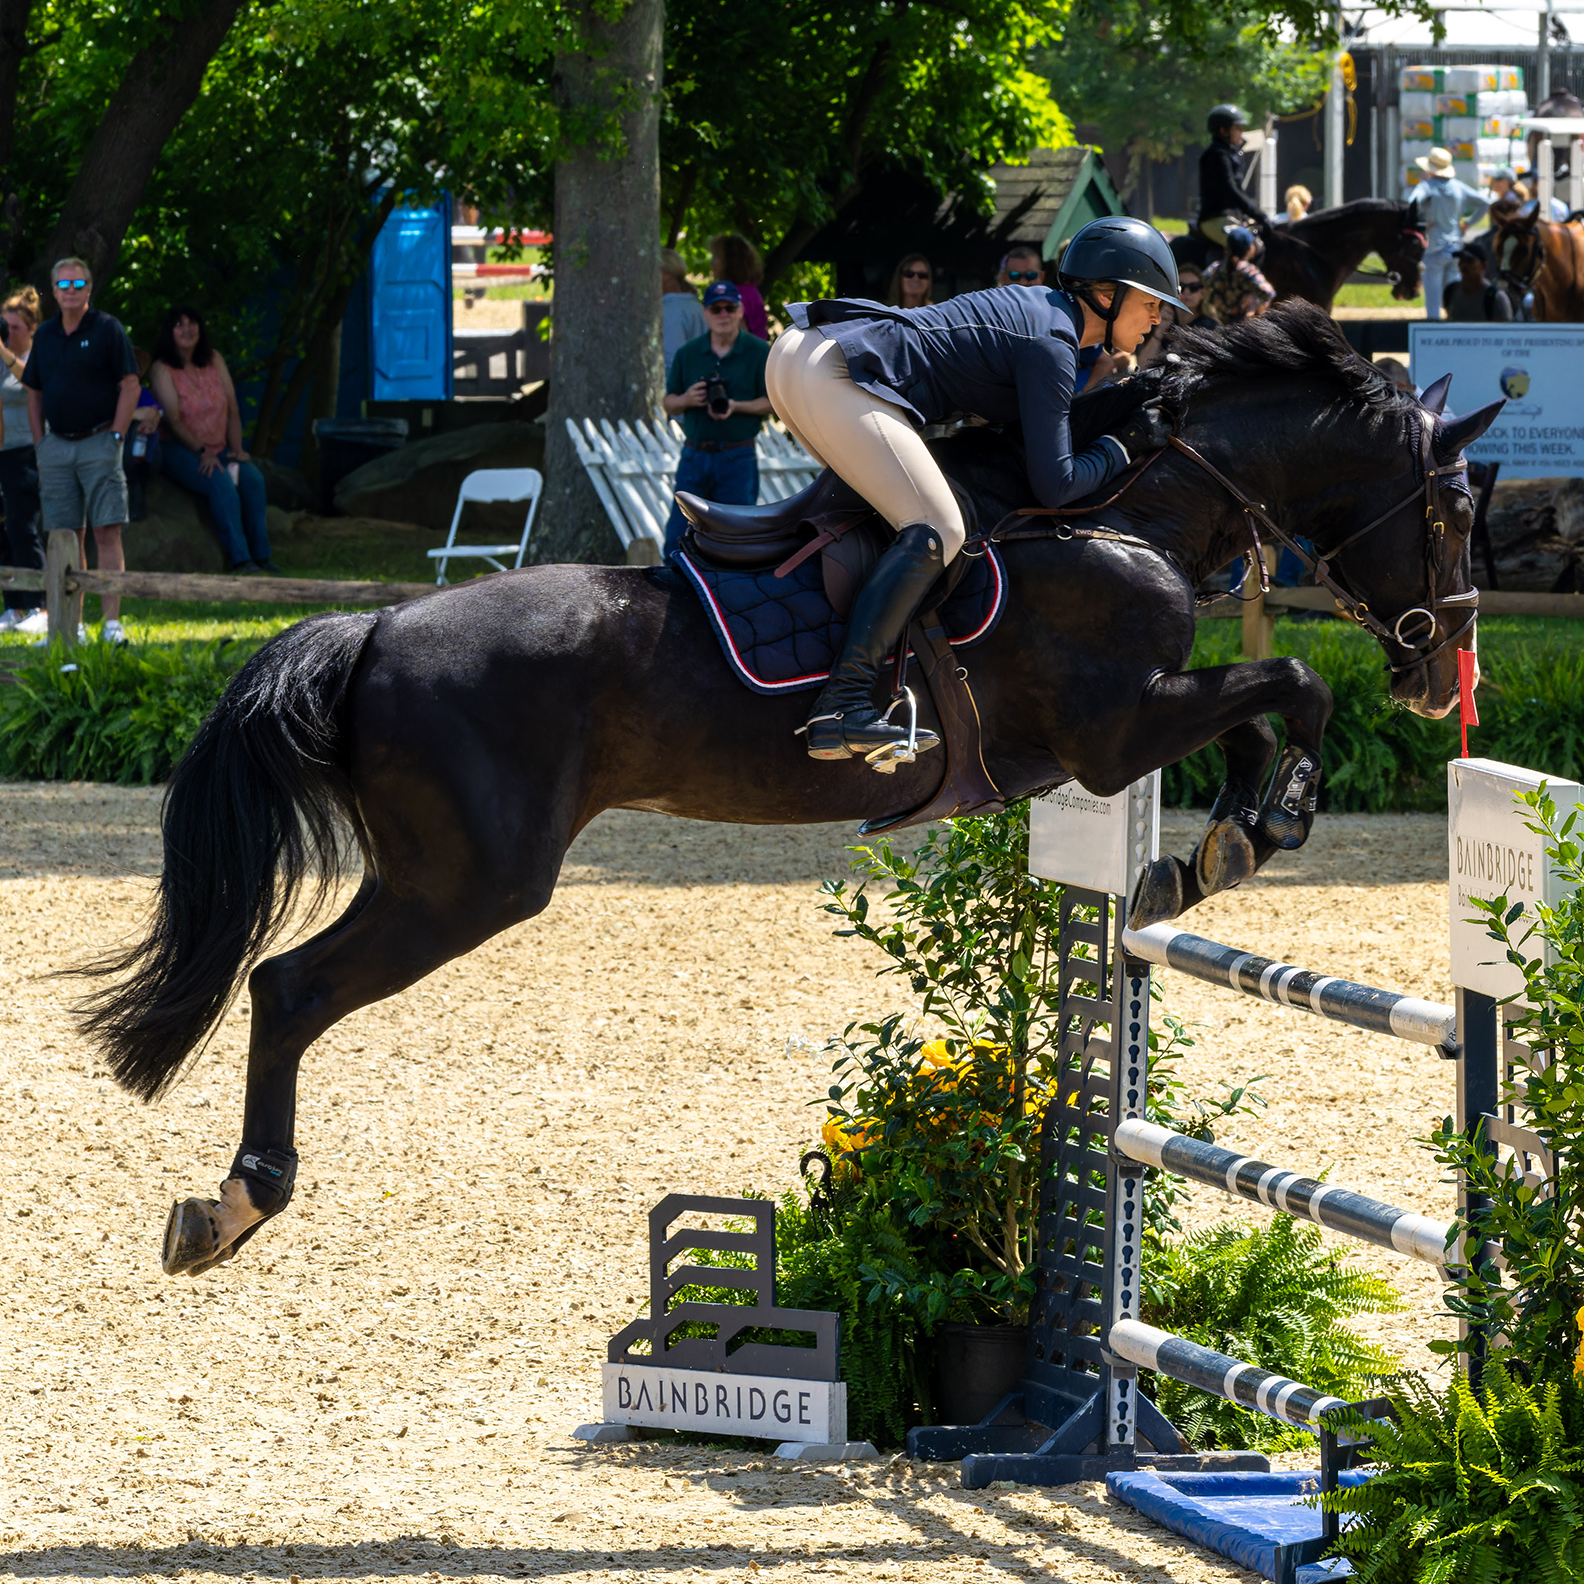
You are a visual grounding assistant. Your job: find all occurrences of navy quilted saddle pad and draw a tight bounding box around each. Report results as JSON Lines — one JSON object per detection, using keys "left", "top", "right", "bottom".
{"left": 676, "top": 542, "right": 1007, "bottom": 696}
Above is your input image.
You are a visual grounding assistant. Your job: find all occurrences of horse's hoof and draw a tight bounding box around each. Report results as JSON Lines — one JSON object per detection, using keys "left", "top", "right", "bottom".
{"left": 1194, "top": 820, "right": 1258, "bottom": 896}
{"left": 1128, "top": 855, "right": 1185, "bottom": 928}
{"left": 162, "top": 1196, "right": 229, "bottom": 1277}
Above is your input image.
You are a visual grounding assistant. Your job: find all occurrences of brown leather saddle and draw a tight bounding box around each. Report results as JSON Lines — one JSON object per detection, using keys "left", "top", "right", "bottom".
{"left": 676, "top": 470, "right": 1004, "bottom": 834}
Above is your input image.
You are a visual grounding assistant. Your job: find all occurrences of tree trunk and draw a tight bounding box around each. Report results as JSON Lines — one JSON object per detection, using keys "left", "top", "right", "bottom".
{"left": 0, "top": 0, "right": 36, "bottom": 167}
{"left": 31, "top": 0, "right": 247, "bottom": 289}
{"left": 536, "top": 0, "right": 664, "bottom": 565}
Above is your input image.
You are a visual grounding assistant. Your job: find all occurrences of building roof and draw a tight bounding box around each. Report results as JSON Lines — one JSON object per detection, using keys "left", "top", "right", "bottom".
{"left": 988, "top": 146, "right": 1124, "bottom": 255}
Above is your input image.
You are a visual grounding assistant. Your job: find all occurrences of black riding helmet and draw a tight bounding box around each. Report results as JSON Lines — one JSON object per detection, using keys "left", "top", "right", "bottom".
{"left": 1208, "top": 103, "right": 1247, "bottom": 135}
{"left": 1057, "top": 215, "right": 1187, "bottom": 353}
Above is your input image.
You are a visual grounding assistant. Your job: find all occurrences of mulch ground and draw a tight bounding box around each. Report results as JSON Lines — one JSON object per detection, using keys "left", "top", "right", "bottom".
{"left": 0, "top": 785, "right": 1456, "bottom": 1583}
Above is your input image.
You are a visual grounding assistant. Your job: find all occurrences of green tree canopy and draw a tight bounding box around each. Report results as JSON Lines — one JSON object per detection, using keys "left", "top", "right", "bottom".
{"left": 663, "top": 0, "right": 1069, "bottom": 291}
{"left": 1035, "top": 0, "right": 1334, "bottom": 206}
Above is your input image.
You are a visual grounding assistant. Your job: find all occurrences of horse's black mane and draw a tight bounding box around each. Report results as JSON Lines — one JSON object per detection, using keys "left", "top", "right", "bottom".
{"left": 1070, "top": 301, "right": 1418, "bottom": 451}
{"left": 1160, "top": 301, "right": 1417, "bottom": 417}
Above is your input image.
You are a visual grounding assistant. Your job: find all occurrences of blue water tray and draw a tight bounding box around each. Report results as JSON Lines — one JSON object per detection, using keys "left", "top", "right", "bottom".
{"left": 1107, "top": 1468, "right": 1369, "bottom": 1584}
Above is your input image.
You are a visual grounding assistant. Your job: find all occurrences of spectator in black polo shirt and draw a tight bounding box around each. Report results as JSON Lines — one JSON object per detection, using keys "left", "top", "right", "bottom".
{"left": 23, "top": 256, "right": 140, "bottom": 644}
{"left": 660, "top": 280, "right": 771, "bottom": 560}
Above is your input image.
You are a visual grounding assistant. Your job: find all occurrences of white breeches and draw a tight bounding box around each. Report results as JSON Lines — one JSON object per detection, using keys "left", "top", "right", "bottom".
{"left": 766, "top": 325, "right": 966, "bottom": 562}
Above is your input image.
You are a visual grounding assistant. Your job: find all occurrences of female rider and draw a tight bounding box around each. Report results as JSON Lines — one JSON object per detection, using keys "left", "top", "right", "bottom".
{"left": 765, "top": 215, "right": 1185, "bottom": 765}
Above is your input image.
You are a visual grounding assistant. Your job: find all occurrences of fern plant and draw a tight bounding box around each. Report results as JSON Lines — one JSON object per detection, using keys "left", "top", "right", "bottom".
{"left": 1323, "top": 1366, "right": 1584, "bottom": 1582}
{"left": 1143, "top": 1214, "right": 1402, "bottom": 1451}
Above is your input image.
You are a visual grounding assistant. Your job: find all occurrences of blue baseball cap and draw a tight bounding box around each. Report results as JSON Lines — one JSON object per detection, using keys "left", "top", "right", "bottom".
{"left": 1226, "top": 225, "right": 1255, "bottom": 255}
{"left": 702, "top": 280, "right": 742, "bottom": 307}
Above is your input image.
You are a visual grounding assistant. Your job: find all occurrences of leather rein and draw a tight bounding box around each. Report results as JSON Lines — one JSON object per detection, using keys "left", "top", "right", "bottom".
{"left": 978, "top": 420, "right": 1477, "bottom": 677}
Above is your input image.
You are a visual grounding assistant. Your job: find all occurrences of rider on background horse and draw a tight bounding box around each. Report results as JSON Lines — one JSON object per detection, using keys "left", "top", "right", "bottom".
{"left": 764, "top": 217, "right": 1185, "bottom": 766}
{"left": 1198, "top": 104, "right": 1269, "bottom": 252}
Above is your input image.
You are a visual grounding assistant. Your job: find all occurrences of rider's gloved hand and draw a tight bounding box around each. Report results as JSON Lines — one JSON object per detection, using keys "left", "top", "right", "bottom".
{"left": 1107, "top": 403, "right": 1173, "bottom": 463}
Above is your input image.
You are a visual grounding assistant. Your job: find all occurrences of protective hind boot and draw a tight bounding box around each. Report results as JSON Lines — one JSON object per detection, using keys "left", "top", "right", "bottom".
{"left": 803, "top": 522, "right": 945, "bottom": 764}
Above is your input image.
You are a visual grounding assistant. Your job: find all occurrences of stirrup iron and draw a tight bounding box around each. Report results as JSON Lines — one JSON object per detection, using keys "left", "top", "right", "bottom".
{"left": 864, "top": 688, "right": 920, "bottom": 774}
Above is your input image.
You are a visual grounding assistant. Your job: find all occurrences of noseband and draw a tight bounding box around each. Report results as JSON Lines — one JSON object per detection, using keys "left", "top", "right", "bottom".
{"left": 989, "top": 416, "right": 1476, "bottom": 676}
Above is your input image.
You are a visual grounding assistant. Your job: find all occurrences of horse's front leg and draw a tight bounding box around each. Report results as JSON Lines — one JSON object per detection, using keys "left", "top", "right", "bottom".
{"left": 1068, "top": 658, "right": 1332, "bottom": 927}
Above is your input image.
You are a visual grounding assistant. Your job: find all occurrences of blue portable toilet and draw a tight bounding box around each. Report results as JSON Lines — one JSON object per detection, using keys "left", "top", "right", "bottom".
{"left": 369, "top": 198, "right": 452, "bottom": 400}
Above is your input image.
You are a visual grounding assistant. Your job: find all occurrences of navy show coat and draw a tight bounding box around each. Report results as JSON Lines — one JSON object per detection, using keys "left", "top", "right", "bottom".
{"left": 787, "top": 286, "right": 1128, "bottom": 508}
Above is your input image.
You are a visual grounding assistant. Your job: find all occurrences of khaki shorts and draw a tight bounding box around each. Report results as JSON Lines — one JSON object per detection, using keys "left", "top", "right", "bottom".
{"left": 37, "top": 427, "right": 129, "bottom": 532}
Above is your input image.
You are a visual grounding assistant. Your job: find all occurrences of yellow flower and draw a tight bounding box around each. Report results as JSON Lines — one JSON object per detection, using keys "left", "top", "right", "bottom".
{"left": 1575, "top": 1305, "right": 1584, "bottom": 1377}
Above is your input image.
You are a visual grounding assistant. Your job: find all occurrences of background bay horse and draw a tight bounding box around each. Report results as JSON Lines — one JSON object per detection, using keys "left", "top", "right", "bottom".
{"left": 79, "top": 304, "right": 1494, "bottom": 1277}
{"left": 1171, "top": 199, "right": 1425, "bottom": 310}
{"left": 1492, "top": 206, "right": 1584, "bottom": 320}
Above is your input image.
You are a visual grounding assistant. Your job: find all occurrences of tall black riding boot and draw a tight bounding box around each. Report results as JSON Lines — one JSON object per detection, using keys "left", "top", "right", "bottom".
{"left": 804, "top": 522, "right": 946, "bottom": 764}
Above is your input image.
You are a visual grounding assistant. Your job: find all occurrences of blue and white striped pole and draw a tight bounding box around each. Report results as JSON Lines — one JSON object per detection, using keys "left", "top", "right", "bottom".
{"left": 1113, "top": 1117, "right": 1456, "bottom": 1266}
{"left": 1121, "top": 922, "right": 1457, "bottom": 1050}
{"left": 1108, "top": 1318, "right": 1349, "bottom": 1430}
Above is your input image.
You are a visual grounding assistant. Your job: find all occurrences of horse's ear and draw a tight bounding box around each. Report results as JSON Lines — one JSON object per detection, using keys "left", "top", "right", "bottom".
{"left": 1420, "top": 373, "right": 1452, "bottom": 415}
{"left": 1438, "top": 399, "right": 1505, "bottom": 455}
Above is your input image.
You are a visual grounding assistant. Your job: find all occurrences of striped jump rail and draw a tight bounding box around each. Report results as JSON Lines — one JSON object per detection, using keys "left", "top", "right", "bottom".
{"left": 1109, "top": 1319, "right": 1355, "bottom": 1432}
{"left": 1113, "top": 1118, "right": 1457, "bottom": 1266}
{"left": 1121, "top": 921, "right": 1457, "bottom": 1051}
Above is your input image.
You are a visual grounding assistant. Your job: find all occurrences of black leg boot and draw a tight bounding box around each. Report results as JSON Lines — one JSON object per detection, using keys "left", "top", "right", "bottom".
{"left": 804, "top": 522, "right": 946, "bottom": 764}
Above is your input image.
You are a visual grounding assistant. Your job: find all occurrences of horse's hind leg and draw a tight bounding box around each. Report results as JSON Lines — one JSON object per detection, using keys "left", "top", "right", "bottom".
{"left": 162, "top": 871, "right": 533, "bottom": 1276}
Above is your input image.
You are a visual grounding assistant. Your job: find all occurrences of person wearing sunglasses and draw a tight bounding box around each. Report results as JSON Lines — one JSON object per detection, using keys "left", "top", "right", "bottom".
{"left": 997, "top": 244, "right": 1046, "bottom": 288}
{"left": 887, "top": 254, "right": 935, "bottom": 309}
{"left": 22, "top": 256, "right": 141, "bottom": 644}
{"left": 660, "top": 281, "right": 772, "bottom": 559}
{"left": 764, "top": 215, "right": 1184, "bottom": 766}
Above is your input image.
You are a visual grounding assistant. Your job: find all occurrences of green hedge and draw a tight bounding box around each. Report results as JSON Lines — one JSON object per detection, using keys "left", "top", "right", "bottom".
{"left": 0, "top": 640, "right": 248, "bottom": 784}
{"left": 0, "top": 617, "right": 1579, "bottom": 806}
{"left": 1167, "top": 617, "right": 1584, "bottom": 812}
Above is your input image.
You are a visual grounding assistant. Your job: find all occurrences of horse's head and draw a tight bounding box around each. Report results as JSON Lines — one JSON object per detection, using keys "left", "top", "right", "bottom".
{"left": 1158, "top": 306, "right": 1495, "bottom": 719}
{"left": 1384, "top": 215, "right": 1427, "bottom": 301}
{"left": 1494, "top": 207, "right": 1542, "bottom": 295}
{"left": 1320, "top": 380, "right": 1499, "bottom": 717}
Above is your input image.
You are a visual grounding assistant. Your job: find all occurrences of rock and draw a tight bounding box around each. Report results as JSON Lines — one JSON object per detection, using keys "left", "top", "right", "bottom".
{"left": 125, "top": 474, "right": 227, "bottom": 573}
{"left": 334, "top": 421, "right": 545, "bottom": 540}
{"left": 255, "top": 458, "right": 315, "bottom": 512}
{"left": 1482, "top": 477, "right": 1584, "bottom": 591}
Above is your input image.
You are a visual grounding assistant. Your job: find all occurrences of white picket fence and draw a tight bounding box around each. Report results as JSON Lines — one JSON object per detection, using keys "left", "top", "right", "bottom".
{"left": 564, "top": 416, "right": 820, "bottom": 557}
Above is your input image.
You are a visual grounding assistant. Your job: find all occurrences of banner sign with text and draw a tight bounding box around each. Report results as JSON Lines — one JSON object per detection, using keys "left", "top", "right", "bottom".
{"left": 602, "top": 1364, "right": 848, "bottom": 1442}
{"left": 1409, "top": 324, "right": 1584, "bottom": 478}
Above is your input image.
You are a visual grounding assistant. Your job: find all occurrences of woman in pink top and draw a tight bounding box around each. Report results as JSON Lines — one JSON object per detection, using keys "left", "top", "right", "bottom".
{"left": 147, "top": 305, "right": 276, "bottom": 572}
{"left": 711, "top": 232, "right": 769, "bottom": 339}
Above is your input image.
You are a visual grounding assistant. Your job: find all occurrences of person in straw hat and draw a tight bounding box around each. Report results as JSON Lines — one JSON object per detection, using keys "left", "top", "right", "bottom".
{"left": 1407, "top": 146, "right": 1488, "bottom": 320}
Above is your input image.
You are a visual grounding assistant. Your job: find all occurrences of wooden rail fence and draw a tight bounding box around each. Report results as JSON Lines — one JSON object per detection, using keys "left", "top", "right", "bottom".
{"left": 0, "top": 530, "right": 437, "bottom": 646}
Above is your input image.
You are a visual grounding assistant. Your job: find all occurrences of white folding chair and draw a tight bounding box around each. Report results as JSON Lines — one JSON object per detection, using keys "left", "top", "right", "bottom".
{"left": 428, "top": 467, "right": 543, "bottom": 585}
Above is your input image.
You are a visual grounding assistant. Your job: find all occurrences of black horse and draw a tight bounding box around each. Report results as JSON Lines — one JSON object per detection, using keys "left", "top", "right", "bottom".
{"left": 80, "top": 304, "right": 1495, "bottom": 1276}
{"left": 1174, "top": 198, "right": 1426, "bottom": 310}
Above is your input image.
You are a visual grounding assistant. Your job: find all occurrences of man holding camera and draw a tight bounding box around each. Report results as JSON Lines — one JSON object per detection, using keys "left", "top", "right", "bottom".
{"left": 661, "top": 280, "right": 771, "bottom": 559}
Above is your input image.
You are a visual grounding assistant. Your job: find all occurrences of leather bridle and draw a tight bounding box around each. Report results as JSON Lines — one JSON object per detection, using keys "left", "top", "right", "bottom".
{"left": 985, "top": 416, "right": 1478, "bottom": 678}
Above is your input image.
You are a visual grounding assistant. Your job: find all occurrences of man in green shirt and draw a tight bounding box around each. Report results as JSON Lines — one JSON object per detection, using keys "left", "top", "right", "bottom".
{"left": 662, "top": 280, "right": 771, "bottom": 558}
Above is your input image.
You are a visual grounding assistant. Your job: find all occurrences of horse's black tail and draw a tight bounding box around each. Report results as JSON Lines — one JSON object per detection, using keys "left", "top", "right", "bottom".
{"left": 76, "top": 611, "right": 379, "bottom": 1101}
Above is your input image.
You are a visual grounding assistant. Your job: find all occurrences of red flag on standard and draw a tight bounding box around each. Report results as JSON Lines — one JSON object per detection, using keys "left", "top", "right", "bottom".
{"left": 1457, "top": 647, "right": 1480, "bottom": 759}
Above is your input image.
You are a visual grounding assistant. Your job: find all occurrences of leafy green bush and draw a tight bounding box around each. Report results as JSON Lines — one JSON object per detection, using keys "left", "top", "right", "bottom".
{"left": 1323, "top": 1367, "right": 1584, "bottom": 1581}
{"left": 814, "top": 805, "right": 1398, "bottom": 1449}
{"left": 0, "top": 640, "right": 246, "bottom": 784}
